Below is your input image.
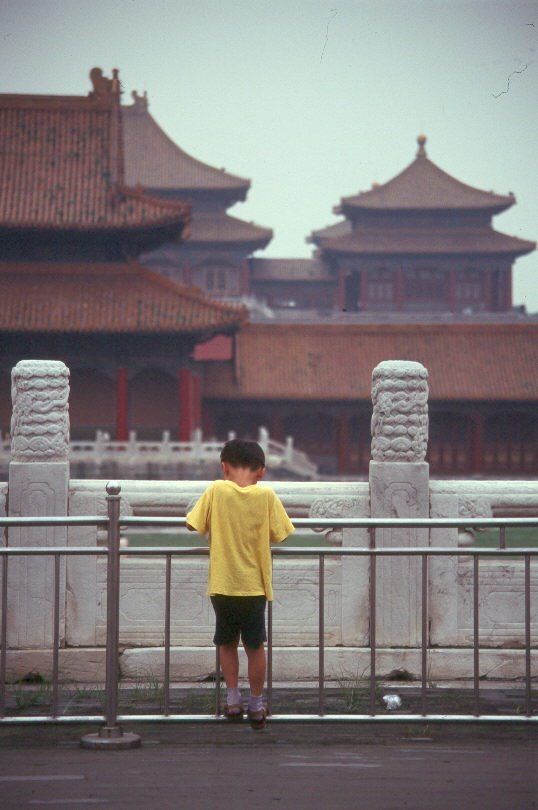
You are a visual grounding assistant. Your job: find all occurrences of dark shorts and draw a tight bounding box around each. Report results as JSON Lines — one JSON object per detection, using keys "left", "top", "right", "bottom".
{"left": 210, "top": 594, "right": 267, "bottom": 649}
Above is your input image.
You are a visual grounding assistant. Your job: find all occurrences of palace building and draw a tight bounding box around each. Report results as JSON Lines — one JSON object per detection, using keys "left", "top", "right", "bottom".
{"left": 121, "top": 92, "right": 272, "bottom": 300}
{"left": 309, "top": 135, "right": 534, "bottom": 315}
{"left": 0, "top": 69, "right": 536, "bottom": 477}
{"left": 0, "top": 69, "right": 245, "bottom": 443}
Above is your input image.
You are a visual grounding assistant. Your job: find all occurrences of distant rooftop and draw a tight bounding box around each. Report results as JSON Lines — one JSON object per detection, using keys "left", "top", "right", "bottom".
{"left": 339, "top": 135, "right": 516, "bottom": 213}
{"left": 0, "top": 70, "right": 189, "bottom": 236}
{"left": 122, "top": 92, "right": 250, "bottom": 198}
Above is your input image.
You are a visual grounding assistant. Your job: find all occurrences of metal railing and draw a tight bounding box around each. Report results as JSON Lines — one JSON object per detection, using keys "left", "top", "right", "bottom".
{"left": 0, "top": 483, "right": 536, "bottom": 748}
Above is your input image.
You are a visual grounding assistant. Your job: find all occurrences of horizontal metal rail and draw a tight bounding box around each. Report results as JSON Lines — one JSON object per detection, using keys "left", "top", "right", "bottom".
{"left": 0, "top": 494, "right": 536, "bottom": 743}
{"left": 0, "top": 516, "right": 108, "bottom": 527}
{"left": 118, "top": 515, "right": 538, "bottom": 529}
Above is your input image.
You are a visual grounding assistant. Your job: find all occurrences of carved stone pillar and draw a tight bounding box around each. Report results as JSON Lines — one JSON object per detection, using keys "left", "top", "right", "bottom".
{"left": 8, "top": 360, "right": 70, "bottom": 648}
{"left": 369, "top": 360, "right": 429, "bottom": 648}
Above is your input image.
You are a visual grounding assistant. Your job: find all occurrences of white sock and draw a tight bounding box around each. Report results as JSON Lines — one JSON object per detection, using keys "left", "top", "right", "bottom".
{"left": 227, "top": 687, "right": 241, "bottom": 706}
{"left": 249, "top": 693, "right": 264, "bottom": 712}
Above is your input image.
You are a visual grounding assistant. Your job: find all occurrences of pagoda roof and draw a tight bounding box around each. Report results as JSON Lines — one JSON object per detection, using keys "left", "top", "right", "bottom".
{"left": 122, "top": 93, "right": 250, "bottom": 199}
{"left": 339, "top": 136, "right": 516, "bottom": 214}
{"left": 203, "top": 323, "right": 538, "bottom": 402}
{"left": 0, "top": 71, "right": 189, "bottom": 235}
{"left": 187, "top": 212, "right": 272, "bottom": 248}
{"left": 308, "top": 220, "right": 352, "bottom": 244}
{"left": 317, "top": 226, "right": 535, "bottom": 258}
{"left": 0, "top": 261, "right": 246, "bottom": 334}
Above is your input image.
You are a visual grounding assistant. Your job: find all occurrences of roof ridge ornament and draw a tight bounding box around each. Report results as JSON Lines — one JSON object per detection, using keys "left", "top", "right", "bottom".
{"left": 89, "top": 67, "right": 121, "bottom": 99}
{"left": 131, "top": 90, "right": 149, "bottom": 111}
{"left": 416, "top": 133, "right": 427, "bottom": 157}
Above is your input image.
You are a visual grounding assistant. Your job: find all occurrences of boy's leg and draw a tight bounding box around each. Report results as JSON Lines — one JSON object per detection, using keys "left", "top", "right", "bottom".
{"left": 244, "top": 643, "right": 267, "bottom": 729}
{"left": 244, "top": 643, "right": 266, "bottom": 696}
{"left": 218, "top": 640, "right": 240, "bottom": 689}
{"left": 210, "top": 596, "right": 243, "bottom": 717}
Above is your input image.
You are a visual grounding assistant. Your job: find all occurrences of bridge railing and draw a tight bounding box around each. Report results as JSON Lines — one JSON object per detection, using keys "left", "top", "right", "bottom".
{"left": 0, "top": 427, "right": 318, "bottom": 480}
{"left": 0, "top": 483, "right": 536, "bottom": 749}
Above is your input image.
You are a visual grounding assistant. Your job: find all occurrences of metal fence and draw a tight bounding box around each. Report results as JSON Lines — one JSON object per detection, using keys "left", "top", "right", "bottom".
{"left": 0, "top": 482, "right": 536, "bottom": 748}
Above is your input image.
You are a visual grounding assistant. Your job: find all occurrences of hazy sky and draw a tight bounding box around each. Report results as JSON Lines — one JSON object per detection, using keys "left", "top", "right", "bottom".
{"left": 2, "top": 0, "right": 537, "bottom": 310}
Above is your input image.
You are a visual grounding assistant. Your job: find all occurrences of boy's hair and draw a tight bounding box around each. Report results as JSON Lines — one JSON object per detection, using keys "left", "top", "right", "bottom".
{"left": 220, "top": 439, "right": 265, "bottom": 471}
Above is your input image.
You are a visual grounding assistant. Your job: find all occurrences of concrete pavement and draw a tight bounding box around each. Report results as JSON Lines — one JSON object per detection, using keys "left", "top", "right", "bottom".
{"left": 0, "top": 723, "right": 536, "bottom": 809}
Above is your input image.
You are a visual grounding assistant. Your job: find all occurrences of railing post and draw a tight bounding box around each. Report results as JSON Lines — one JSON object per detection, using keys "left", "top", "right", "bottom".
{"left": 369, "top": 361, "right": 429, "bottom": 648}
{"left": 81, "top": 482, "right": 141, "bottom": 749}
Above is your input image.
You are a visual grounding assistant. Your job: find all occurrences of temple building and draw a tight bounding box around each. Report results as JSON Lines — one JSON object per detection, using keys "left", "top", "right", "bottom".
{"left": 0, "top": 69, "right": 245, "bottom": 442}
{"left": 200, "top": 322, "right": 538, "bottom": 477}
{"left": 0, "top": 69, "right": 536, "bottom": 478}
{"left": 121, "top": 92, "right": 272, "bottom": 299}
{"left": 250, "top": 135, "right": 534, "bottom": 315}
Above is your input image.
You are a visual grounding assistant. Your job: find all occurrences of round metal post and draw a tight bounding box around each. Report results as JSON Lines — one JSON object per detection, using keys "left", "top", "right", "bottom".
{"left": 81, "top": 482, "right": 140, "bottom": 749}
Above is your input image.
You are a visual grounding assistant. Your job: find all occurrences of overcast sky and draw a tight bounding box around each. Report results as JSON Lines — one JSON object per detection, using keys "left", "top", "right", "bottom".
{"left": 2, "top": 0, "right": 537, "bottom": 310}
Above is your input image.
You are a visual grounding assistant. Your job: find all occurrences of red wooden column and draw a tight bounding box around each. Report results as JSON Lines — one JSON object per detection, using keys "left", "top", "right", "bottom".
{"left": 115, "top": 368, "right": 129, "bottom": 441}
{"left": 240, "top": 260, "right": 250, "bottom": 296}
{"left": 271, "top": 412, "right": 284, "bottom": 443}
{"left": 505, "top": 268, "right": 512, "bottom": 310}
{"left": 469, "top": 413, "right": 484, "bottom": 475}
{"left": 483, "top": 268, "right": 492, "bottom": 311}
{"left": 359, "top": 269, "right": 368, "bottom": 311}
{"left": 335, "top": 267, "right": 347, "bottom": 310}
{"left": 192, "top": 373, "right": 202, "bottom": 433}
{"left": 448, "top": 268, "right": 457, "bottom": 312}
{"left": 179, "top": 368, "right": 202, "bottom": 441}
{"left": 394, "top": 267, "right": 404, "bottom": 311}
{"left": 337, "top": 412, "right": 350, "bottom": 475}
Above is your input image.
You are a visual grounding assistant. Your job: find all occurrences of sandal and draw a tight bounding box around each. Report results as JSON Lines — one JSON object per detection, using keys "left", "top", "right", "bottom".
{"left": 247, "top": 706, "right": 266, "bottom": 730}
{"left": 224, "top": 703, "right": 243, "bottom": 721}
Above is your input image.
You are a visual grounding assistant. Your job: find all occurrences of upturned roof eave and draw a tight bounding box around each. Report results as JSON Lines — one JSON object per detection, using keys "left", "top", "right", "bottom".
{"left": 121, "top": 100, "right": 251, "bottom": 195}
{"left": 319, "top": 242, "right": 536, "bottom": 258}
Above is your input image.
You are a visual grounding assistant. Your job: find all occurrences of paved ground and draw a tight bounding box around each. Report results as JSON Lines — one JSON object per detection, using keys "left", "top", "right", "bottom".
{"left": 0, "top": 723, "right": 536, "bottom": 809}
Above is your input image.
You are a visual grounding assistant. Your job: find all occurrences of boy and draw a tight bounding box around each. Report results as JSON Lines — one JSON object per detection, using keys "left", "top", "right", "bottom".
{"left": 186, "top": 439, "right": 294, "bottom": 729}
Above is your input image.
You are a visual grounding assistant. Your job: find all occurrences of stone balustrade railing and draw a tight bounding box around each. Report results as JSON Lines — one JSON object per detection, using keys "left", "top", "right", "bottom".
{"left": 0, "top": 426, "right": 318, "bottom": 481}
{"left": 0, "top": 359, "right": 536, "bottom": 684}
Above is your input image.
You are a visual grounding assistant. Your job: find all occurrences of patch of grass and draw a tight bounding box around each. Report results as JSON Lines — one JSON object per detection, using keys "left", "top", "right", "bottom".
{"left": 11, "top": 679, "right": 53, "bottom": 713}
{"left": 336, "top": 665, "right": 382, "bottom": 713}
{"left": 125, "top": 529, "right": 329, "bottom": 548}
{"left": 118, "top": 669, "right": 165, "bottom": 713}
{"left": 471, "top": 526, "right": 538, "bottom": 549}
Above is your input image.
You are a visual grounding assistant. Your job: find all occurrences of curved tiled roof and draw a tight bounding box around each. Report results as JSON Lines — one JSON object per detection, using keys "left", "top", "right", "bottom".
{"left": 188, "top": 212, "right": 272, "bottom": 247}
{"left": 0, "top": 87, "right": 189, "bottom": 233}
{"left": 340, "top": 136, "right": 515, "bottom": 213}
{"left": 0, "top": 262, "right": 246, "bottom": 334}
{"left": 122, "top": 94, "right": 250, "bottom": 197}
{"left": 203, "top": 323, "right": 538, "bottom": 401}
{"left": 308, "top": 220, "right": 352, "bottom": 243}
{"left": 318, "top": 227, "right": 535, "bottom": 257}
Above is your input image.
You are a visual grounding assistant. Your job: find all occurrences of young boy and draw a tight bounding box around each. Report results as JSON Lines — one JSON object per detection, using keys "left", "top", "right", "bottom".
{"left": 186, "top": 439, "right": 294, "bottom": 729}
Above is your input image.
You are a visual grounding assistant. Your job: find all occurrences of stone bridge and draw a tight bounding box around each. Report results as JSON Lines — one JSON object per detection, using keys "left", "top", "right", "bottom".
{"left": 1, "top": 359, "right": 536, "bottom": 683}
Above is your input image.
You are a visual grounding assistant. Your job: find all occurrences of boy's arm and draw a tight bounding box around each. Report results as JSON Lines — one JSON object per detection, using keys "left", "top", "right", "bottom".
{"left": 185, "top": 486, "right": 212, "bottom": 536}
{"left": 269, "top": 492, "right": 295, "bottom": 544}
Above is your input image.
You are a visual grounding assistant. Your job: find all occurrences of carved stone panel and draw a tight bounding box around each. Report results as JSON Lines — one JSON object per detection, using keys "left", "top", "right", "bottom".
{"left": 11, "top": 360, "right": 70, "bottom": 463}
{"left": 7, "top": 463, "right": 69, "bottom": 648}
{"left": 369, "top": 461, "right": 429, "bottom": 647}
{"left": 371, "top": 360, "right": 428, "bottom": 463}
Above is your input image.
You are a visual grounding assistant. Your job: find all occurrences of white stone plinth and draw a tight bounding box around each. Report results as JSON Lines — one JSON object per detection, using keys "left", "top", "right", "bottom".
{"left": 369, "top": 461, "right": 429, "bottom": 648}
{"left": 7, "top": 462, "right": 69, "bottom": 648}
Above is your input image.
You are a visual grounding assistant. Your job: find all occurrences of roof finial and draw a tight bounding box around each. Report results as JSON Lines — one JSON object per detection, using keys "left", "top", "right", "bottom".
{"left": 131, "top": 90, "right": 149, "bottom": 111}
{"left": 416, "top": 134, "right": 427, "bottom": 157}
{"left": 89, "top": 67, "right": 121, "bottom": 99}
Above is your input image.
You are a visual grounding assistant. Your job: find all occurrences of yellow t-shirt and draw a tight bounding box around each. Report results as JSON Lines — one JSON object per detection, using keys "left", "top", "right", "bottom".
{"left": 186, "top": 480, "right": 294, "bottom": 600}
